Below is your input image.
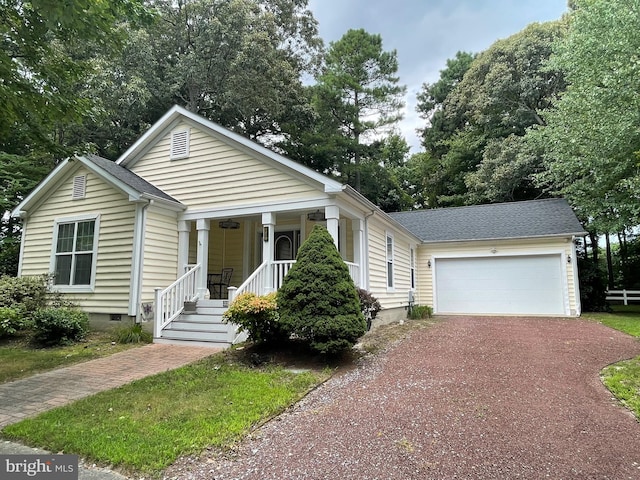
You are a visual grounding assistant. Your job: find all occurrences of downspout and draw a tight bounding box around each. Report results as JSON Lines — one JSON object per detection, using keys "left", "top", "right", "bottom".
{"left": 363, "top": 210, "right": 375, "bottom": 291}
{"left": 129, "top": 200, "right": 151, "bottom": 322}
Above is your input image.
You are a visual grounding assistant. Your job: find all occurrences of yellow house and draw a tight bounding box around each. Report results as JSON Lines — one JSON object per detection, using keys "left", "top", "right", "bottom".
{"left": 12, "top": 106, "right": 586, "bottom": 347}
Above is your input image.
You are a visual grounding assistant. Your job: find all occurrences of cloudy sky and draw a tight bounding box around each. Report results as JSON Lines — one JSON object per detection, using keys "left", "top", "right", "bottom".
{"left": 307, "top": 0, "right": 569, "bottom": 152}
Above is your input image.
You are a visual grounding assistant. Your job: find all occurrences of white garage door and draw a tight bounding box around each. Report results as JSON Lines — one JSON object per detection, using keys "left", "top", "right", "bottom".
{"left": 435, "top": 255, "right": 565, "bottom": 315}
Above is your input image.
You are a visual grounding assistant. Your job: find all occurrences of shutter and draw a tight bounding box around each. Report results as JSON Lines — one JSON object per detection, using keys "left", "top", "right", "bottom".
{"left": 72, "top": 175, "right": 86, "bottom": 199}
{"left": 170, "top": 129, "right": 190, "bottom": 159}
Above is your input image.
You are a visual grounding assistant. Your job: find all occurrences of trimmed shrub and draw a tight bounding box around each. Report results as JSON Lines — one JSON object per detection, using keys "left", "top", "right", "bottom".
{"left": 358, "top": 288, "right": 381, "bottom": 330}
{"left": 0, "top": 307, "right": 24, "bottom": 337}
{"left": 0, "top": 275, "right": 51, "bottom": 319}
{"left": 32, "top": 307, "right": 89, "bottom": 346}
{"left": 408, "top": 304, "right": 433, "bottom": 320}
{"left": 277, "top": 225, "right": 367, "bottom": 355}
{"left": 223, "top": 292, "right": 285, "bottom": 343}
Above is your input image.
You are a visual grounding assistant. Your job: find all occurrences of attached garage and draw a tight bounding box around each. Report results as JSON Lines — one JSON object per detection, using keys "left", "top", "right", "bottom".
{"left": 434, "top": 254, "right": 566, "bottom": 315}
{"left": 389, "top": 199, "right": 587, "bottom": 317}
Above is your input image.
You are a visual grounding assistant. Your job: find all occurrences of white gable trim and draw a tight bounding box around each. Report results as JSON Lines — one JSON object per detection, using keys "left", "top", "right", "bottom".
{"left": 116, "top": 105, "right": 344, "bottom": 194}
{"left": 11, "top": 156, "right": 183, "bottom": 219}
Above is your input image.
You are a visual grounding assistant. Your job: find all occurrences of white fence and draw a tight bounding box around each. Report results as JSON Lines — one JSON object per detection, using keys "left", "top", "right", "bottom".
{"left": 606, "top": 289, "right": 640, "bottom": 305}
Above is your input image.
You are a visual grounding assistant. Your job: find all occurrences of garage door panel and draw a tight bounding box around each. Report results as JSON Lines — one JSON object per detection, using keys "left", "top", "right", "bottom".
{"left": 435, "top": 255, "right": 565, "bottom": 315}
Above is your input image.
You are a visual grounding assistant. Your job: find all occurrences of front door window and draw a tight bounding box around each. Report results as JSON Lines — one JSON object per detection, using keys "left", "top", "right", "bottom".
{"left": 275, "top": 230, "right": 300, "bottom": 260}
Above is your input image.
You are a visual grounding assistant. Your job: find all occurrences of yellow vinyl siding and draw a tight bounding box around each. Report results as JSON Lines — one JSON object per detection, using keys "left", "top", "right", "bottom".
{"left": 208, "top": 222, "right": 244, "bottom": 289}
{"left": 130, "top": 122, "right": 321, "bottom": 210}
{"left": 417, "top": 237, "right": 578, "bottom": 314}
{"left": 20, "top": 166, "right": 135, "bottom": 313}
{"left": 141, "top": 208, "right": 179, "bottom": 304}
{"left": 367, "top": 216, "right": 414, "bottom": 310}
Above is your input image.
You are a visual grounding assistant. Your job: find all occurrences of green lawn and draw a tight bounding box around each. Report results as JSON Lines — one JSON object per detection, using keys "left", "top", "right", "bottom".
{"left": 1, "top": 352, "right": 328, "bottom": 476}
{"left": 582, "top": 305, "right": 640, "bottom": 337}
{"left": 0, "top": 331, "right": 140, "bottom": 383}
{"left": 584, "top": 305, "right": 640, "bottom": 421}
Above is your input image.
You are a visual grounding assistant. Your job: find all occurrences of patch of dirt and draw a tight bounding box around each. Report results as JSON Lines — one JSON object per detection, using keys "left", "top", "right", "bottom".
{"left": 221, "top": 317, "right": 437, "bottom": 373}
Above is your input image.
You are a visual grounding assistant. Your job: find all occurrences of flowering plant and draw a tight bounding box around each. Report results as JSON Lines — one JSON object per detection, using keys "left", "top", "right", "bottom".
{"left": 223, "top": 292, "right": 287, "bottom": 343}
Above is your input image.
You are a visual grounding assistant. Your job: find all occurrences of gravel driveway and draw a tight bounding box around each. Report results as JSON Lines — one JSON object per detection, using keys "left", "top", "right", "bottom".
{"left": 165, "top": 316, "right": 640, "bottom": 480}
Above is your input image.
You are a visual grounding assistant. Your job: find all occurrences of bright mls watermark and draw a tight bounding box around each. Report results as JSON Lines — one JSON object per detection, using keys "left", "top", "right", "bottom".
{"left": 0, "top": 455, "right": 78, "bottom": 480}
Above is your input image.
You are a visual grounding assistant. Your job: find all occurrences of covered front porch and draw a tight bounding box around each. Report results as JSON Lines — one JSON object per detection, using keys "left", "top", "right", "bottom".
{"left": 153, "top": 205, "right": 366, "bottom": 345}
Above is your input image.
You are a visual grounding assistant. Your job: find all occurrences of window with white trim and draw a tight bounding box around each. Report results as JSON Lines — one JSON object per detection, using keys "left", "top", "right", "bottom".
{"left": 53, "top": 217, "right": 98, "bottom": 287}
{"left": 170, "top": 128, "right": 190, "bottom": 159}
{"left": 386, "top": 233, "right": 394, "bottom": 289}
{"left": 410, "top": 246, "right": 416, "bottom": 290}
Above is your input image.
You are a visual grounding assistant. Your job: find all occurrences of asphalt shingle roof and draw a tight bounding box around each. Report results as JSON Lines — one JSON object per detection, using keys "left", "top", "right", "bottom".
{"left": 389, "top": 198, "right": 586, "bottom": 243}
{"left": 84, "top": 154, "right": 182, "bottom": 205}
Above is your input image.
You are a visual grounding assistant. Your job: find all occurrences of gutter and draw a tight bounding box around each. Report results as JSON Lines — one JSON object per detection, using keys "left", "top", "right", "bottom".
{"left": 416, "top": 232, "right": 588, "bottom": 245}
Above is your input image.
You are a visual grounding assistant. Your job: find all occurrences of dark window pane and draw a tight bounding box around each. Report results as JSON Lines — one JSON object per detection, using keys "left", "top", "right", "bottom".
{"left": 73, "top": 253, "right": 93, "bottom": 285}
{"left": 55, "top": 255, "right": 72, "bottom": 285}
{"left": 387, "top": 262, "right": 393, "bottom": 287}
{"left": 56, "top": 223, "right": 75, "bottom": 253}
{"left": 75, "top": 221, "right": 95, "bottom": 251}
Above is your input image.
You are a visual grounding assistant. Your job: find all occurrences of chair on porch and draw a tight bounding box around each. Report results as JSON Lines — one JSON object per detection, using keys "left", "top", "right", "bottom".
{"left": 207, "top": 268, "right": 233, "bottom": 299}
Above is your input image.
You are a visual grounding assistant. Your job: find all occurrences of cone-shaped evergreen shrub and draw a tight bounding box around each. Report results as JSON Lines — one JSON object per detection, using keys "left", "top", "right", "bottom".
{"left": 277, "top": 225, "right": 367, "bottom": 354}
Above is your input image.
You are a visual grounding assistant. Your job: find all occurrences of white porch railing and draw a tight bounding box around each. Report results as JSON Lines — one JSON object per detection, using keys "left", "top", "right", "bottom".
{"left": 234, "top": 261, "right": 270, "bottom": 298}
{"left": 345, "top": 261, "right": 360, "bottom": 287}
{"left": 233, "top": 260, "right": 359, "bottom": 300}
{"left": 154, "top": 263, "right": 201, "bottom": 336}
{"left": 273, "top": 260, "right": 295, "bottom": 290}
{"left": 606, "top": 289, "right": 640, "bottom": 305}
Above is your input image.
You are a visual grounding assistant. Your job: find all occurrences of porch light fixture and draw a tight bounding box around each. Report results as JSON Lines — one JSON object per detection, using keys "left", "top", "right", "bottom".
{"left": 307, "top": 209, "right": 326, "bottom": 222}
{"left": 567, "top": 255, "right": 571, "bottom": 263}
{"left": 218, "top": 219, "right": 240, "bottom": 229}
{"left": 427, "top": 260, "right": 431, "bottom": 268}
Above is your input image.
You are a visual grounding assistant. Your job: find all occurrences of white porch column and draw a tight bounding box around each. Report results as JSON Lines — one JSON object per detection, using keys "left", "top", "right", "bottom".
{"left": 352, "top": 218, "right": 364, "bottom": 287}
{"left": 325, "top": 205, "right": 340, "bottom": 248}
{"left": 177, "top": 220, "right": 191, "bottom": 275}
{"left": 262, "top": 212, "right": 275, "bottom": 293}
{"left": 196, "top": 219, "right": 210, "bottom": 299}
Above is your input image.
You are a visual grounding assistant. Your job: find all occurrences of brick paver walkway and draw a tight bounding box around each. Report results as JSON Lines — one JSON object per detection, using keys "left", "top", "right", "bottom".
{"left": 0, "top": 343, "right": 217, "bottom": 428}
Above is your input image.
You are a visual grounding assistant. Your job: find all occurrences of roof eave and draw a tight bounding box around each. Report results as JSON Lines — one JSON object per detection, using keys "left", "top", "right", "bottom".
{"left": 341, "top": 185, "right": 423, "bottom": 242}
{"left": 140, "top": 193, "right": 186, "bottom": 211}
{"left": 117, "top": 105, "right": 345, "bottom": 194}
{"left": 418, "top": 231, "right": 588, "bottom": 245}
{"left": 11, "top": 158, "right": 72, "bottom": 218}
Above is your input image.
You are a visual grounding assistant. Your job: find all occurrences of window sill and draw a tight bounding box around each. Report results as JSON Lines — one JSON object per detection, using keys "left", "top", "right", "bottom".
{"left": 52, "top": 286, "right": 95, "bottom": 294}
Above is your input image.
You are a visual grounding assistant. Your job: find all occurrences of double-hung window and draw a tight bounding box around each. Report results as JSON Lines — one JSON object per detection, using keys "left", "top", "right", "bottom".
{"left": 52, "top": 216, "right": 99, "bottom": 289}
{"left": 386, "top": 233, "right": 394, "bottom": 289}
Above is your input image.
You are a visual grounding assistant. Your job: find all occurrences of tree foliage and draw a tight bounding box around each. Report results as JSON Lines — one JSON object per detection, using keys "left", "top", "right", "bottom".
{"left": 415, "top": 22, "right": 566, "bottom": 207}
{"left": 532, "top": 0, "right": 640, "bottom": 233}
{"left": 0, "top": 0, "right": 151, "bottom": 274}
{"left": 309, "top": 29, "right": 406, "bottom": 191}
{"left": 277, "top": 225, "right": 366, "bottom": 355}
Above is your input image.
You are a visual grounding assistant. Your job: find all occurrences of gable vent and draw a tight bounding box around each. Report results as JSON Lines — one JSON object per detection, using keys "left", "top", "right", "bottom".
{"left": 72, "top": 175, "right": 87, "bottom": 199}
{"left": 170, "top": 129, "right": 190, "bottom": 159}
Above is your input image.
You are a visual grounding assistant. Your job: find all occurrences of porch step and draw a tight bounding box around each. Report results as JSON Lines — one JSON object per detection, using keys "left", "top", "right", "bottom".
{"left": 154, "top": 337, "right": 229, "bottom": 349}
{"left": 160, "top": 328, "right": 231, "bottom": 343}
{"left": 169, "top": 319, "right": 228, "bottom": 333}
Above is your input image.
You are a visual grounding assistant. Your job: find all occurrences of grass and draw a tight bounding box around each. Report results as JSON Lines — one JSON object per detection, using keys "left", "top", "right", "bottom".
{"left": 1, "top": 350, "right": 329, "bottom": 476}
{"left": 601, "top": 357, "right": 640, "bottom": 419}
{"left": 584, "top": 304, "right": 640, "bottom": 421}
{"left": 582, "top": 304, "right": 640, "bottom": 337}
{"left": 0, "top": 331, "right": 140, "bottom": 383}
